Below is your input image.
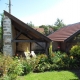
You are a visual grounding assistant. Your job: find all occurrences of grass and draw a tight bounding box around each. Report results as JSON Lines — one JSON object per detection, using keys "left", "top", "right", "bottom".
{"left": 17, "top": 70, "right": 79, "bottom": 80}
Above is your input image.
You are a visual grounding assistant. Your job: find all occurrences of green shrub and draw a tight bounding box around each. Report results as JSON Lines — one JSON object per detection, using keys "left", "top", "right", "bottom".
{"left": 70, "top": 45, "right": 80, "bottom": 67}
{"left": 1, "top": 75, "right": 10, "bottom": 80}
{"left": 70, "top": 45, "right": 80, "bottom": 56}
{"left": 0, "top": 55, "right": 13, "bottom": 76}
{"left": 50, "top": 51, "right": 72, "bottom": 69}
{"left": 34, "top": 62, "right": 51, "bottom": 72}
{"left": 0, "top": 55, "right": 23, "bottom": 80}
{"left": 7, "top": 57, "right": 23, "bottom": 79}
{"left": 50, "top": 64, "right": 59, "bottom": 70}
{"left": 51, "top": 51, "right": 63, "bottom": 64}
{"left": 38, "top": 54, "right": 48, "bottom": 63}
{"left": 33, "top": 54, "right": 51, "bottom": 72}
{"left": 21, "top": 60, "right": 32, "bottom": 75}
{"left": 20, "top": 57, "right": 38, "bottom": 75}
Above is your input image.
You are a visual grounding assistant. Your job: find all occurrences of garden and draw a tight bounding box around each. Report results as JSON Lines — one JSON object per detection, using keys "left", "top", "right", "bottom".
{"left": 0, "top": 44, "right": 80, "bottom": 80}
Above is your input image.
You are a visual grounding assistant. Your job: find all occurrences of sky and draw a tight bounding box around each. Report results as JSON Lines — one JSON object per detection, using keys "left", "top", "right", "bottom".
{"left": 0, "top": 0, "right": 80, "bottom": 26}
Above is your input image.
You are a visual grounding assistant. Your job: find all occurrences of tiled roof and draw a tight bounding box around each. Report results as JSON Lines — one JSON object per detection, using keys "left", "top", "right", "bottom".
{"left": 48, "top": 22, "right": 80, "bottom": 42}
{"left": 34, "top": 28, "right": 44, "bottom": 33}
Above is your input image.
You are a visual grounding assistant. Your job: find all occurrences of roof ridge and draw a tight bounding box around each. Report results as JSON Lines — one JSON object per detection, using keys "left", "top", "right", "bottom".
{"left": 67, "top": 22, "right": 80, "bottom": 27}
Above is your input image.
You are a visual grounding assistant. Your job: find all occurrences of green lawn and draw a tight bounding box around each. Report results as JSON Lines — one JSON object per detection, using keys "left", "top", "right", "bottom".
{"left": 17, "top": 70, "right": 80, "bottom": 80}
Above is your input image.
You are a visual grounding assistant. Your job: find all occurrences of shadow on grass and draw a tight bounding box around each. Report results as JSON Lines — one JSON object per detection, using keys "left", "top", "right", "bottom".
{"left": 70, "top": 69, "right": 80, "bottom": 80}
{"left": 56, "top": 69, "right": 80, "bottom": 80}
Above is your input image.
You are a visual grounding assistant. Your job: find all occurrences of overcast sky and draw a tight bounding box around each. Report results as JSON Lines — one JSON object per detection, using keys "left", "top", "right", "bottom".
{"left": 0, "top": 0, "right": 80, "bottom": 26}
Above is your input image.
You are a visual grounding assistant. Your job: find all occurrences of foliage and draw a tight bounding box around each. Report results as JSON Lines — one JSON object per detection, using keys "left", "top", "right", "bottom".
{"left": 54, "top": 18, "right": 65, "bottom": 31}
{"left": 0, "top": 45, "right": 80, "bottom": 79}
{"left": 0, "top": 54, "right": 13, "bottom": 76}
{"left": 39, "top": 25, "right": 54, "bottom": 35}
{"left": 50, "top": 51, "right": 67, "bottom": 69}
{"left": 33, "top": 54, "right": 53, "bottom": 72}
{"left": 0, "top": 13, "right": 3, "bottom": 52}
{"left": 34, "top": 50, "right": 80, "bottom": 72}
{"left": 50, "top": 51, "right": 78, "bottom": 69}
{"left": 70, "top": 45, "right": 80, "bottom": 67}
{"left": 27, "top": 21, "right": 34, "bottom": 28}
{"left": 39, "top": 25, "right": 49, "bottom": 35}
{"left": 7, "top": 57, "right": 23, "bottom": 80}
{"left": 0, "top": 55, "right": 23, "bottom": 80}
{"left": 54, "top": 18, "right": 65, "bottom": 27}
{"left": 21, "top": 58, "right": 37, "bottom": 75}
{"left": 70, "top": 45, "right": 80, "bottom": 56}
{"left": 0, "top": 75, "right": 10, "bottom": 80}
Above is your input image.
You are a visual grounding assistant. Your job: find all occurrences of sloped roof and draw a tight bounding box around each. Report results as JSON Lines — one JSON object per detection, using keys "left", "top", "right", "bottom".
{"left": 34, "top": 28, "right": 44, "bottom": 33}
{"left": 4, "top": 11, "right": 51, "bottom": 42}
{"left": 48, "top": 22, "right": 80, "bottom": 42}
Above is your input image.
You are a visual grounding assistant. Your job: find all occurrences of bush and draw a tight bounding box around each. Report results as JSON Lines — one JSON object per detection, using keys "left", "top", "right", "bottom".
{"left": 0, "top": 55, "right": 13, "bottom": 76}
{"left": 34, "top": 54, "right": 51, "bottom": 72}
{"left": 50, "top": 51, "right": 72, "bottom": 69}
{"left": 70, "top": 45, "right": 80, "bottom": 67}
{"left": 34, "top": 51, "right": 76, "bottom": 71}
{"left": 7, "top": 57, "right": 23, "bottom": 80}
{"left": 0, "top": 55, "right": 23, "bottom": 80}
{"left": 38, "top": 54, "right": 48, "bottom": 63}
{"left": 70, "top": 45, "right": 80, "bottom": 56}
{"left": 21, "top": 59, "right": 33, "bottom": 75}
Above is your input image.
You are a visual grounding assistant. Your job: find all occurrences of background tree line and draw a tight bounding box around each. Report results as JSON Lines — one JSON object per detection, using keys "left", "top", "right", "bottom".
{"left": 27, "top": 18, "right": 65, "bottom": 36}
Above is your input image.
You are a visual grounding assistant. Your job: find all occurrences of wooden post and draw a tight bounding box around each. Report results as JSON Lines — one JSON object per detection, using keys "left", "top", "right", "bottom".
{"left": 30, "top": 42, "right": 31, "bottom": 53}
{"left": 45, "top": 42, "right": 50, "bottom": 57}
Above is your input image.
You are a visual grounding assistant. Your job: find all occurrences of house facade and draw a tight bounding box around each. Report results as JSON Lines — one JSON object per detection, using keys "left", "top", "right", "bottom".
{"left": 3, "top": 11, "right": 51, "bottom": 56}
{"left": 48, "top": 23, "right": 80, "bottom": 53}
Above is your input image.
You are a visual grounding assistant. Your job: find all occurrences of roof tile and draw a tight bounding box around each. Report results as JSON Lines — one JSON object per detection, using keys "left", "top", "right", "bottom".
{"left": 48, "top": 22, "right": 80, "bottom": 42}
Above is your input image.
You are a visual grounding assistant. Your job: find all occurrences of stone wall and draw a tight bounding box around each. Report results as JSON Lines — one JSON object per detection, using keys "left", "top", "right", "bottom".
{"left": 3, "top": 16, "right": 13, "bottom": 56}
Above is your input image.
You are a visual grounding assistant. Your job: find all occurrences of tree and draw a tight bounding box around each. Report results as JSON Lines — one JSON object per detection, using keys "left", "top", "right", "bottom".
{"left": 39, "top": 25, "right": 49, "bottom": 36}
{"left": 27, "top": 21, "right": 34, "bottom": 28}
{"left": 39, "top": 25, "right": 54, "bottom": 36}
{"left": 0, "top": 13, "right": 4, "bottom": 52}
{"left": 54, "top": 18, "right": 65, "bottom": 31}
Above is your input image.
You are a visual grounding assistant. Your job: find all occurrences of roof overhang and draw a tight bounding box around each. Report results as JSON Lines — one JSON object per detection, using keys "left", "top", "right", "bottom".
{"left": 64, "top": 30, "right": 80, "bottom": 42}
{"left": 4, "top": 10, "right": 51, "bottom": 42}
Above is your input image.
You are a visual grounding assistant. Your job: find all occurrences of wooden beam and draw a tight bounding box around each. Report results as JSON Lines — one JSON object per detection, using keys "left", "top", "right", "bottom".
{"left": 30, "top": 42, "right": 31, "bottom": 53}
{"left": 35, "top": 42, "right": 45, "bottom": 50}
{"left": 12, "top": 24, "right": 46, "bottom": 50}
{"left": 15, "top": 28, "right": 33, "bottom": 40}
{"left": 65, "top": 30, "right": 80, "bottom": 42}
{"left": 22, "top": 33, "right": 45, "bottom": 50}
{"left": 11, "top": 40, "right": 45, "bottom": 42}
{"left": 45, "top": 42, "right": 50, "bottom": 57}
{"left": 13, "top": 31, "right": 22, "bottom": 40}
{"left": 22, "top": 33, "right": 32, "bottom": 40}
{"left": 13, "top": 27, "right": 46, "bottom": 50}
{"left": 15, "top": 26, "right": 41, "bottom": 41}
